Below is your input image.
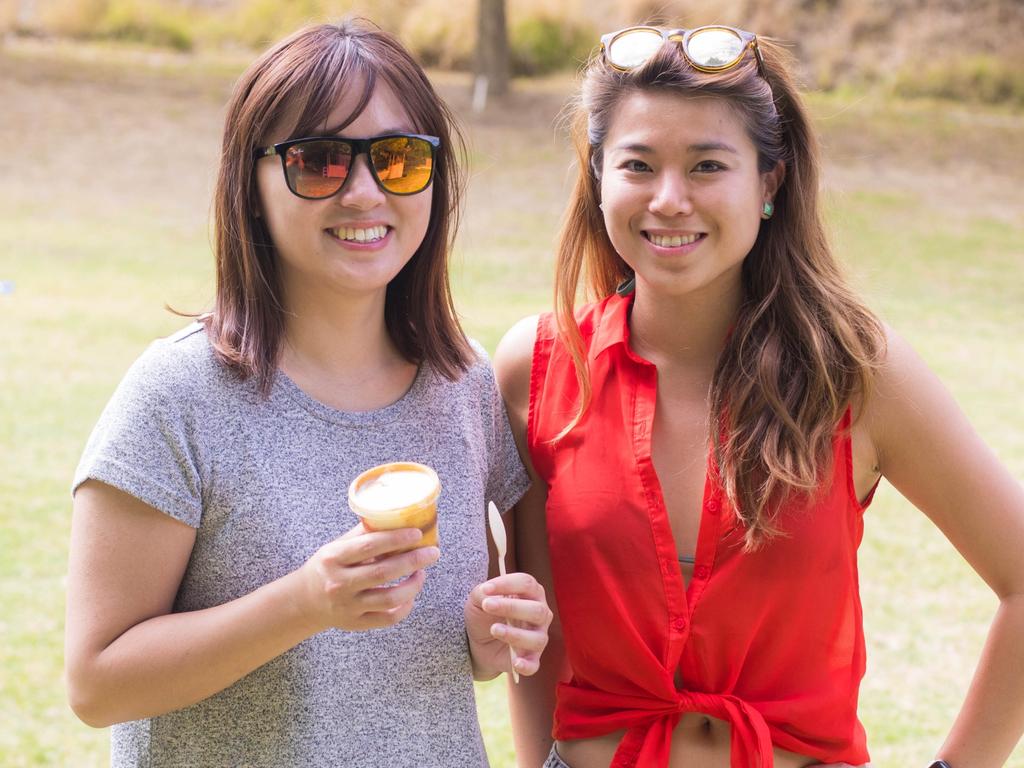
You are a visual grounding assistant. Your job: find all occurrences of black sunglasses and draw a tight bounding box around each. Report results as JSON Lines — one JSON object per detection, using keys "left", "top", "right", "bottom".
{"left": 253, "top": 133, "right": 440, "bottom": 199}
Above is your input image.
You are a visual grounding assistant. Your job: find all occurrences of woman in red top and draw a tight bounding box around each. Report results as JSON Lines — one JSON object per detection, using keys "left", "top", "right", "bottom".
{"left": 494, "top": 23, "right": 1024, "bottom": 768}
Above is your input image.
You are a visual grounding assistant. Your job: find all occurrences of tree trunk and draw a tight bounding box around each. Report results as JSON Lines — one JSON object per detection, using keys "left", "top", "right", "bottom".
{"left": 473, "top": 0, "right": 510, "bottom": 110}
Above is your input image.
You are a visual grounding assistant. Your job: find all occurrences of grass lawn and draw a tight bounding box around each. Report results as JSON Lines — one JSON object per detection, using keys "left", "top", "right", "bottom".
{"left": 1, "top": 41, "right": 1022, "bottom": 767}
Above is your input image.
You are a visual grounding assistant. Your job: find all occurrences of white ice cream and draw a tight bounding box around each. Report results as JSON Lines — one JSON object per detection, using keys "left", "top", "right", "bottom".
{"left": 354, "top": 469, "right": 437, "bottom": 512}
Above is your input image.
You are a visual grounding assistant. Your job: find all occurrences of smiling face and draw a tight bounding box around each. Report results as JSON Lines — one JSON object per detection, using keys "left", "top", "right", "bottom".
{"left": 255, "top": 79, "right": 433, "bottom": 307}
{"left": 600, "top": 89, "right": 781, "bottom": 302}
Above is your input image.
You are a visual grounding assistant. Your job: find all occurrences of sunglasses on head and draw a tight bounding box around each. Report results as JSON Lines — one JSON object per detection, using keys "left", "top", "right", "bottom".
{"left": 600, "top": 25, "right": 765, "bottom": 77}
{"left": 254, "top": 133, "right": 440, "bottom": 199}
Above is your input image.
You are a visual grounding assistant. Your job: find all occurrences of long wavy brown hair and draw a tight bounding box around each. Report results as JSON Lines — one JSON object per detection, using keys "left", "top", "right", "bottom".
{"left": 207, "top": 19, "right": 472, "bottom": 394}
{"left": 554, "top": 34, "right": 886, "bottom": 549}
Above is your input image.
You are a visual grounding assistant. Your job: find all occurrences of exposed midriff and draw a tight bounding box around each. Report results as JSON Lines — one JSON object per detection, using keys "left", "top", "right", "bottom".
{"left": 557, "top": 715, "right": 819, "bottom": 768}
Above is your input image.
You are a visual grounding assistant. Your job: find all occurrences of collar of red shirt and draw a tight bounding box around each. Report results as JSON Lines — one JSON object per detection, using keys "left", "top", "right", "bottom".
{"left": 589, "top": 291, "right": 634, "bottom": 361}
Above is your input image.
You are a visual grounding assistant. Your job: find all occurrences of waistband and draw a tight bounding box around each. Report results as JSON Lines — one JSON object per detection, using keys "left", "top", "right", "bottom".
{"left": 543, "top": 743, "right": 572, "bottom": 768}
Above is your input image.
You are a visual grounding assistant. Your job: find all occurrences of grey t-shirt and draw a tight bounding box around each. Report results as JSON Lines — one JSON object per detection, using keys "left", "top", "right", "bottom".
{"left": 73, "top": 324, "right": 530, "bottom": 767}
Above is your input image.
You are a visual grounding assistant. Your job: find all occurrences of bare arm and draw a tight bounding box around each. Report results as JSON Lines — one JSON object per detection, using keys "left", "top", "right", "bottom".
{"left": 65, "top": 481, "right": 438, "bottom": 727}
{"left": 495, "top": 316, "right": 572, "bottom": 767}
{"left": 863, "top": 328, "right": 1024, "bottom": 767}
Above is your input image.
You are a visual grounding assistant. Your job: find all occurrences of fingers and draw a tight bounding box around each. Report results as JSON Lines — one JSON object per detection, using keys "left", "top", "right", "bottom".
{"left": 353, "top": 596, "right": 418, "bottom": 631}
{"left": 317, "top": 554, "right": 433, "bottom": 631}
{"left": 482, "top": 595, "right": 551, "bottom": 670}
{"left": 488, "top": 621, "right": 548, "bottom": 655}
{"left": 488, "top": 622, "right": 546, "bottom": 676}
{"left": 472, "top": 572, "right": 552, "bottom": 677}
{"left": 299, "top": 525, "right": 442, "bottom": 633}
{"left": 345, "top": 545, "right": 440, "bottom": 590}
{"left": 480, "top": 594, "right": 552, "bottom": 628}
{"left": 469, "top": 572, "right": 547, "bottom": 609}
{"left": 471, "top": 573, "right": 552, "bottom": 626}
{"left": 326, "top": 527, "right": 428, "bottom": 566}
{"left": 357, "top": 569, "right": 428, "bottom": 612}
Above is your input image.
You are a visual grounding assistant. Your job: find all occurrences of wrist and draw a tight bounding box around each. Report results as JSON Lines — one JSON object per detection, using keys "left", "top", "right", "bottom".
{"left": 466, "top": 633, "right": 502, "bottom": 681}
{"left": 472, "top": 665, "right": 502, "bottom": 682}
{"left": 276, "top": 567, "right": 327, "bottom": 637}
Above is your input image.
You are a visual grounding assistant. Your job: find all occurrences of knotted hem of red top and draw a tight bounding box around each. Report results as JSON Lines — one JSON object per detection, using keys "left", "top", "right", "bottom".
{"left": 555, "top": 684, "right": 773, "bottom": 768}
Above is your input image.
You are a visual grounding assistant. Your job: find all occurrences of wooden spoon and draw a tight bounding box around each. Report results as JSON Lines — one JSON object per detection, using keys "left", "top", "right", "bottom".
{"left": 487, "top": 501, "right": 519, "bottom": 683}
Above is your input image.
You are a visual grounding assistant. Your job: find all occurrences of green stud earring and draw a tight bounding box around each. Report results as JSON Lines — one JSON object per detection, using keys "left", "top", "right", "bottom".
{"left": 761, "top": 201, "right": 774, "bottom": 219}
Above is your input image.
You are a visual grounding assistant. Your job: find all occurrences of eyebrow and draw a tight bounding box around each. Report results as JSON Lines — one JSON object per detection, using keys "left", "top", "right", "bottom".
{"left": 349, "top": 127, "right": 414, "bottom": 137}
{"left": 611, "top": 141, "right": 739, "bottom": 154}
{"left": 689, "top": 141, "right": 739, "bottom": 154}
{"left": 309, "top": 128, "right": 413, "bottom": 139}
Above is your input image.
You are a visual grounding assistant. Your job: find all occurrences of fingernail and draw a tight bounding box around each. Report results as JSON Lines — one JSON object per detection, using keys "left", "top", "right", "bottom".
{"left": 480, "top": 582, "right": 495, "bottom": 595}
{"left": 491, "top": 623, "right": 506, "bottom": 638}
{"left": 482, "top": 597, "right": 498, "bottom": 611}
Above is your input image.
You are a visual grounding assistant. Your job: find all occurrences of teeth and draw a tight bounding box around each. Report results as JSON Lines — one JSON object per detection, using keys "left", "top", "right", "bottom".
{"left": 333, "top": 225, "right": 388, "bottom": 242}
{"left": 648, "top": 233, "right": 700, "bottom": 247}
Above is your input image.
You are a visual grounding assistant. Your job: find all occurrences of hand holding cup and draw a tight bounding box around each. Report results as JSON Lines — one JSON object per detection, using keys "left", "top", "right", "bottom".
{"left": 295, "top": 522, "right": 439, "bottom": 633}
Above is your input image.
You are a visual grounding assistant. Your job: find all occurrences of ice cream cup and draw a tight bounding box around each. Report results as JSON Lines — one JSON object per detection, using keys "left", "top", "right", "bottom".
{"left": 348, "top": 462, "right": 441, "bottom": 553}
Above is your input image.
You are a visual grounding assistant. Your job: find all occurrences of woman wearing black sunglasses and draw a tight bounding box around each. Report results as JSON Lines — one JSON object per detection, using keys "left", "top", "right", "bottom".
{"left": 496, "top": 23, "right": 1024, "bottom": 768}
{"left": 65, "top": 19, "right": 550, "bottom": 767}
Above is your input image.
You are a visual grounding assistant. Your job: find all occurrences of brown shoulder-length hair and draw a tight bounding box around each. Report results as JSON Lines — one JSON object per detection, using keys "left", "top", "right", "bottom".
{"left": 555, "top": 34, "right": 887, "bottom": 550}
{"left": 206, "top": 18, "right": 473, "bottom": 393}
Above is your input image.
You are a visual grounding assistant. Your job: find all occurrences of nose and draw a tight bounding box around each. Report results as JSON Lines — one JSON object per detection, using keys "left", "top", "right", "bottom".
{"left": 336, "top": 152, "right": 386, "bottom": 210}
{"left": 648, "top": 170, "right": 694, "bottom": 217}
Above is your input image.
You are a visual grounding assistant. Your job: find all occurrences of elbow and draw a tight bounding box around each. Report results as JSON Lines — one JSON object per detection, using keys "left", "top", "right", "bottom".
{"left": 67, "top": 681, "right": 114, "bottom": 729}
{"left": 67, "top": 691, "right": 113, "bottom": 729}
{"left": 70, "top": 705, "right": 114, "bottom": 730}
{"left": 65, "top": 661, "right": 118, "bottom": 728}
{"left": 1000, "top": 591, "right": 1024, "bottom": 610}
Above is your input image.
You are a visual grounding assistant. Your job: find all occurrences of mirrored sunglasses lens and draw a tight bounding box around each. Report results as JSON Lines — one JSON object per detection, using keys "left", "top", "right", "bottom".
{"left": 370, "top": 136, "right": 434, "bottom": 194}
{"left": 607, "top": 28, "right": 664, "bottom": 70}
{"left": 686, "top": 28, "right": 745, "bottom": 70}
{"left": 285, "top": 140, "right": 352, "bottom": 198}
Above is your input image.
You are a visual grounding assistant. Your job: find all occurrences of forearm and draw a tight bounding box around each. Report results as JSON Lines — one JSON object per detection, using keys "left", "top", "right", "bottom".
{"left": 68, "top": 569, "right": 319, "bottom": 727}
{"left": 939, "top": 593, "right": 1024, "bottom": 767}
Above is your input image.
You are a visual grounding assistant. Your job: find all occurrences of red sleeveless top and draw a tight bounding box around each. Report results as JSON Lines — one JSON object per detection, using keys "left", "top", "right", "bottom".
{"left": 527, "top": 294, "right": 874, "bottom": 768}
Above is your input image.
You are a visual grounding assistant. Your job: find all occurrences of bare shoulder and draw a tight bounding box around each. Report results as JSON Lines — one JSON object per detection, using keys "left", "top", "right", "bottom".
{"left": 861, "top": 323, "right": 942, "bottom": 432}
{"left": 493, "top": 315, "right": 541, "bottom": 419}
{"left": 862, "top": 322, "right": 985, "bottom": 477}
{"left": 871, "top": 323, "right": 923, "bottom": 391}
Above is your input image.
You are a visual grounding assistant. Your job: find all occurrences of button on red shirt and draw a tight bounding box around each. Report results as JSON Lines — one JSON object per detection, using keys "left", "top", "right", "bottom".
{"left": 528, "top": 294, "right": 875, "bottom": 768}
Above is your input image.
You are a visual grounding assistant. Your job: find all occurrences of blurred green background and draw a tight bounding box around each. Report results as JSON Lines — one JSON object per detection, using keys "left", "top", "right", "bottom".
{"left": 1, "top": 1, "right": 1022, "bottom": 766}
